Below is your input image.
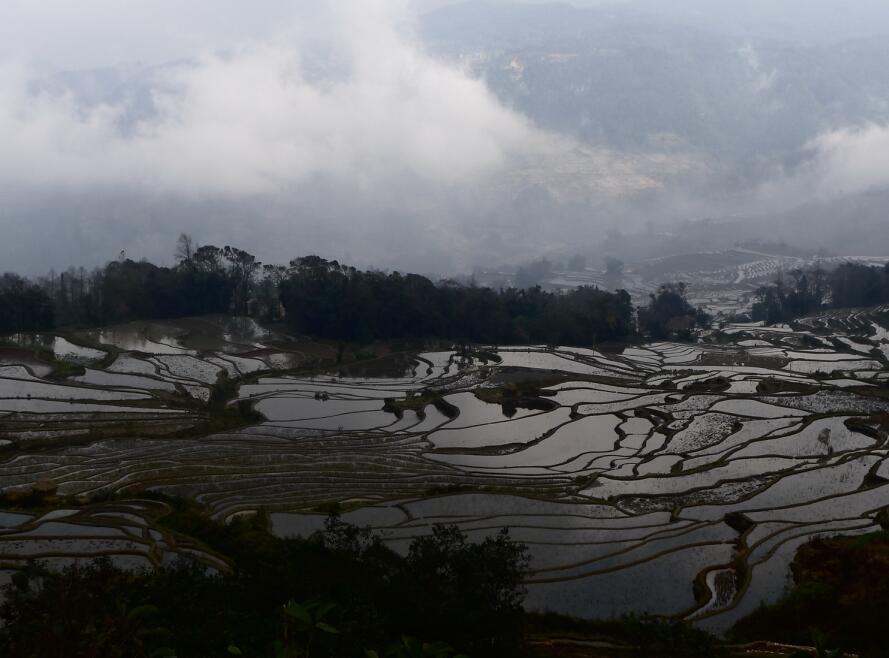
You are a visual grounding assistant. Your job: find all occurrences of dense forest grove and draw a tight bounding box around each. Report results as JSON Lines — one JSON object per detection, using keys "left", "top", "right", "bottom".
{"left": 752, "top": 262, "right": 889, "bottom": 324}
{"left": 0, "top": 235, "right": 708, "bottom": 343}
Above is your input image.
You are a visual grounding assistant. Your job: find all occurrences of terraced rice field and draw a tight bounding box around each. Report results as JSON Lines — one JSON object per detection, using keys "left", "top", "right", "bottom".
{"left": 2, "top": 312, "right": 889, "bottom": 632}
{"left": 0, "top": 499, "right": 227, "bottom": 590}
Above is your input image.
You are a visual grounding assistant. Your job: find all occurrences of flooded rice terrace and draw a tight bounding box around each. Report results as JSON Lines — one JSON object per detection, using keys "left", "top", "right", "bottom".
{"left": 2, "top": 309, "right": 889, "bottom": 632}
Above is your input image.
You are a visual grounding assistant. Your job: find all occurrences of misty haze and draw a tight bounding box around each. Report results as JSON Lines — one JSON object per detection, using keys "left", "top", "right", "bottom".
{"left": 1, "top": 2, "right": 889, "bottom": 656}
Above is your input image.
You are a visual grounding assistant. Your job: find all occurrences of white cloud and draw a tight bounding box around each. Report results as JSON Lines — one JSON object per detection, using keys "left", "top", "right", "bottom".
{"left": 0, "top": 0, "right": 298, "bottom": 69}
{"left": 0, "top": 0, "right": 679, "bottom": 273}
{"left": 760, "top": 124, "right": 889, "bottom": 207}
{"left": 804, "top": 124, "right": 889, "bottom": 197}
{"left": 0, "top": 2, "right": 538, "bottom": 197}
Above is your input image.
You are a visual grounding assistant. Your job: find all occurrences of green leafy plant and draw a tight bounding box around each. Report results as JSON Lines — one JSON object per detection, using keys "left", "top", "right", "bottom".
{"left": 790, "top": 630, "right": 845, "bottom": 658}
{"left": 274, "top": 600, "right": 339, "bottom": 658}
{"left": 621, "top": 615, "right": 723, "bottom": 658}
{"left": 366, "top": 636, "right": 468, "bottom": 658}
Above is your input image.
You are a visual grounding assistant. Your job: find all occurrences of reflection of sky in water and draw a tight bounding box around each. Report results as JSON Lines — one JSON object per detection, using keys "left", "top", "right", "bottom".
{"left": 0, "top": 352, "right": 53, "bottom": 377}
{"left": 74, "top": 368, "right": 177, "bottom": 391}
{"left": 0, "top": 378, "right": 151, "bottom": 401}
{"left": 0, "top": 399, "right": 181, "bottom": 413}
{"left": 3, "top": 316, "right": 889, "bottom": 630}
{"left": 95, "top": 329, "right": 191, "bottom": 355}
{"left": 52, "top": 337, "right": 106, "bottom": 363}
{"left": 256, "top": 396, "right": 385, "bottom": 420}
{"left": 0, "top": 511, "right": 33, "bottom": 528}
{"left": 2, "top": 334, "right": 105, "bottom": 364}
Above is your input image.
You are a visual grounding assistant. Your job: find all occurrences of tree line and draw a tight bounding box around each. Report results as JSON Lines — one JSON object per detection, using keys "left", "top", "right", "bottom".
{"left": 0, "top": 274, "right": 54, "bottom": 334}
{"left": 1, "top": 235, "right": 708, "bottom": 343}
{"left": 752, "top": 262, "right": 889, "bottom": 324}
{"left": 278, "top": 255, "right": 640, "bottom": 344}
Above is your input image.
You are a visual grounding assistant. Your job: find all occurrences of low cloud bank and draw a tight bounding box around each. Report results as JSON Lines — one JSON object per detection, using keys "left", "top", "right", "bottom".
{"left": 0, "top": 1, "right": 577, "bottom": 272}
{"left": 0, "top": 3, "right": 538, "bottom": 196}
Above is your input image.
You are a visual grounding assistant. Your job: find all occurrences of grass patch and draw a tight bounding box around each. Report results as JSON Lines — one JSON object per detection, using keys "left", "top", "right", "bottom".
{"left": 383, "top": 391, "right": 440, "bottom": 415}
{"left": 42, "top": 355, "right": 86, "bottom": 380}
{"left": 684, "top": 376, "right": 731, "bottom": 393}
{"left": 475, "top": 380, "right": 555, "bottom": 403}
{"left": 142, "top": 492, "right": 274, "bottom": 566}
{"left": 475, "top": 381, "right": 560, "bottom": 416}
{"left": 383, "top": 391, "right": 458, "bottom": 418}
{"left": 525, "top": 613, "right": 726, "bottom": 658}
{"left": 456, "top": 348, "right": 502, "bottom": 364}
{"left": 756, "top": 378, "right": 820, "bottom": 395}
{"left": 0, "top": 487, "right": 62, "bottom": 511}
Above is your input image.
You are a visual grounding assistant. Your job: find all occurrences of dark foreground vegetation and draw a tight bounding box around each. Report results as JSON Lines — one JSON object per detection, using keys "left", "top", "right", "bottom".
{"left": 752, "top": 261, "right": 889, "bottom": 324}
{"left": 2, "top": 497, "right": 879, "bottom": 658}
{"left": 0, "top": 502, "right": 723, "bottom": 658}
{"left": 731, "top": 529, "right": 889, "bottom": 657}
{"left": 1, "top": 235, "right": 707, "bottom": 344}
{"left": 0, "top": 501, "right": 528, "bottom": 658}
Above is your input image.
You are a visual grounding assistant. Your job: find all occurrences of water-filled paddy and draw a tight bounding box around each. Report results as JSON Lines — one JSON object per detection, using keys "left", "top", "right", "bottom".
{"left": 2, "top": 311, "right": 889, "bottom": 631}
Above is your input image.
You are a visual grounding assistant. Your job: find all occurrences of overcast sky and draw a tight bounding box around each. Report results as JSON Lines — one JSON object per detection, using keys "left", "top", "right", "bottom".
{"left": 1, "top": 0, "right": 299, "bottom": 70}
{"left": 0, "top": 1, "right": 551, "bottom": 272}
{"left": 1, "top": 0, "right": 889, "bottom": 274}
{"left": 5, "top": 0, "right": 889, "bottom": 71}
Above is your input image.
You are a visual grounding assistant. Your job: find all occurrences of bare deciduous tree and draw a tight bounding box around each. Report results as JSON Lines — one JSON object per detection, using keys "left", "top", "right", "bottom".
{"left": 175, "top": 233, "right": 196, "bottom": 265}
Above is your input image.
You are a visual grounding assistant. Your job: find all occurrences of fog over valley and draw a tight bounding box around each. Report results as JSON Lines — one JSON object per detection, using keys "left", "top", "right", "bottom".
{"left": 0, "top": 1, "right": 887, "bottom": 275}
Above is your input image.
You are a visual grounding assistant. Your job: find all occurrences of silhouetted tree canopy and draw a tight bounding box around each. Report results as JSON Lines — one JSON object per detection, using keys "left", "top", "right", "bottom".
{"left": 278, "top": 256, "right": 634, "bottom": 345}
{"left": 752, "top": 262, "right": 889, "bottom": 323}
{"left": 638, "top": 283, "right": 710, "bottom": 340}
{"left": 0, "top": 241, "right": 717, "bottom": 347}
{"left": 0, "top": 274, "right": 54, "bottom": 334}
{"left": 0, "top": 512, "right": 528, "bottom": 658}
